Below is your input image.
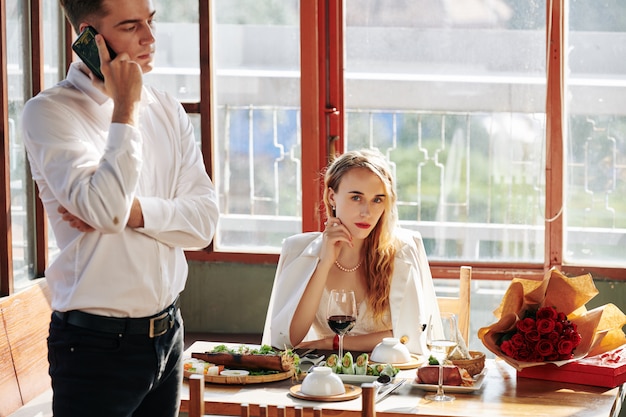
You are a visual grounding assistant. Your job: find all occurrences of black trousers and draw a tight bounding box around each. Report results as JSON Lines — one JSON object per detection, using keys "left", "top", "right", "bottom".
{"left": 48, "top": 309, "right": 184, "bottom": 417}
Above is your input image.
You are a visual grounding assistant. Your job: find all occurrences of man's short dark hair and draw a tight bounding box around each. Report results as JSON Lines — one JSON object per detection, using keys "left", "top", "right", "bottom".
{"left": 59, "top": 0, "right": 110, "bottom": 34}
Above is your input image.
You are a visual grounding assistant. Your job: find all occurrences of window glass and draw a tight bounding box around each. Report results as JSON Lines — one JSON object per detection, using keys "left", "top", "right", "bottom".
{"left": 44, "top": 2, "right": 62, "bottom": 89}
{"left": 8, "top": 0, "right": 32, "bottom": 290}
{"left": 44, "top": 2, "right": 62, "bottom": 263}
{"left": 211, "top": 0, "right": 302, "bottom": 251}
{"left": 435, "top": 278, "right": 508, "bottom": 356}
{"left": 344, "top": 0, "right": 547, "bottom": 263}
{"left": 565, "top": 0, "right": 626, "bottom": 266}
{"left": 144, "top": 0, "right": 200, "bottom": 101}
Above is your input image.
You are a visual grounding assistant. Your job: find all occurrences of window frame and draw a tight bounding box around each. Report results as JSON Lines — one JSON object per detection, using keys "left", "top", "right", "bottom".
{"left": 0, "top": 0, "right": 12, "bottom": 295}
{"left": 2, "top": 0, "right": 624, "bottom": 296}
{"left": 189, "top": 0, "right": 623, "bottom": 281}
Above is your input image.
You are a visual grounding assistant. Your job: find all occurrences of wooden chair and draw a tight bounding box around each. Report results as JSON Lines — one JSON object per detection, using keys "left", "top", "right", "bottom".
{"left": 189, "top": 376, "right": 325, "bottom": 417}
{"left": 436, "top": 266, "right": 471, "bottom": 344}
{"left": 188, "top": 376, "right": 376, "bottom": 417}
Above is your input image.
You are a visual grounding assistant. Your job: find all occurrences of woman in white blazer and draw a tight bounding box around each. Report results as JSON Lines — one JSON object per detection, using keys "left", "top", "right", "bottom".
{"left": 262, "top": 149, "right": 441, "bottom": 355}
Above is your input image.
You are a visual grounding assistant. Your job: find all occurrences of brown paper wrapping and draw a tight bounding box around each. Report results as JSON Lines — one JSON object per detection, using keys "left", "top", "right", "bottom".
{"left": 478, "top": 268, "right": 626, "bottom": 370}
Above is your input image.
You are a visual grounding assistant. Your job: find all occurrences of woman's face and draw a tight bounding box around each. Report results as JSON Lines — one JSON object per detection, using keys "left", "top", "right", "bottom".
{"left": 328, "top": 168, "right": 387, "bottom": 240}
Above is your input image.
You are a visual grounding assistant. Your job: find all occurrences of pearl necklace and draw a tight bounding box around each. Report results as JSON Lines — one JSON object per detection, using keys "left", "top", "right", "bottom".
{"left": 334, "top": 259, "right": 362, "bottom": 273}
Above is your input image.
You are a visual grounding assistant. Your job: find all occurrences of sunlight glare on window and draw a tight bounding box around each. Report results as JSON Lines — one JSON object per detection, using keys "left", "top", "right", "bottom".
{"left": 211, "top": 0, "right": 302, "bottom": 252}
{"left": 565, "top": 0, "right": 626, "bottom": 266}
{"left": 344, "top": 0, "right": 547, "bottom": 263}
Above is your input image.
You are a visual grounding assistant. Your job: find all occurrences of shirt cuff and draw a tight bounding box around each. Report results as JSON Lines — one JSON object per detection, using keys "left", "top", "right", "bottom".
{"left": 135, "top": 196, "right": 160, "bottom": 232}
{"left": 107, "top": 123, "right": 142, "bottom": 154}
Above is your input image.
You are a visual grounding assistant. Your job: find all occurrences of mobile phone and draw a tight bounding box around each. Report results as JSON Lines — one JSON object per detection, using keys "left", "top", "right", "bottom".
{"left": 71, "top": 26, "right": 117, "bottom": 80}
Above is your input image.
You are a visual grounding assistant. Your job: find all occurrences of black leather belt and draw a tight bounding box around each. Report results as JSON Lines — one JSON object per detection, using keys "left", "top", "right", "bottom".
{"left": 54, "top": 298, "right": 179, "bottom": 338}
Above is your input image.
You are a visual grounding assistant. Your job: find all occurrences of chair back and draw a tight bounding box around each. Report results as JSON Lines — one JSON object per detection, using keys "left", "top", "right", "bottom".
{"left": 188, "top": 376, "right": 379, "bottom": 417}
{"left": 241, "top": 404, "right": 323, "bottom": 417}
{"left": 361, "top": 383, "right": 376, "bottom": 417}
{"left": 436, "top": 266, "right": 471, "bottom": 344}
{"left": 188, "top": 374, "right": 206, "bottom": 417}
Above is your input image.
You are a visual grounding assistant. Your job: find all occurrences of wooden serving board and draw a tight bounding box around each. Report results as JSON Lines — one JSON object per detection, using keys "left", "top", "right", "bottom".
{"left": 184, "top": 368, "right": 295, "bottom": 385}
{"left": 289, "top": 384, "right": 361, "bottom": 402}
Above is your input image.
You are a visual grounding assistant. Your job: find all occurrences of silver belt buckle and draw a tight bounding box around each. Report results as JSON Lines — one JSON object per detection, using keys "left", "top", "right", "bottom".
{"left": 149, "top": 310, "right": 170, "bottom": 338}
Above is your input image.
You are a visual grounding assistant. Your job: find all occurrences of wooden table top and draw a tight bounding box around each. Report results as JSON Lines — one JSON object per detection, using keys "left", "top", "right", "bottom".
{"left": 180, "top": 341, "right": 624, "bottom": 417}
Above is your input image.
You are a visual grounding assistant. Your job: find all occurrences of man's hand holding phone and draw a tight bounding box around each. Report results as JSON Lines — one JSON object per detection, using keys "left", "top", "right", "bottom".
{"left": 71, "top": 26, "right": 115, "bottom": 81}
{"left": 72, "top": 26, "right": 143, "bottom": 125}
{"left": 96, "top": 35, "right": 143, "bottom": 125}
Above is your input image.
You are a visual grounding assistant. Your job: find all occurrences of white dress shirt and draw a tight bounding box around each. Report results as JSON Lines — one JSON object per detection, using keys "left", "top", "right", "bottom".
{"left": 22, "top": 62, "right": 219, "bottom": 317}
{"left": 262, "top": 229, "right": 442, "bottom": 354}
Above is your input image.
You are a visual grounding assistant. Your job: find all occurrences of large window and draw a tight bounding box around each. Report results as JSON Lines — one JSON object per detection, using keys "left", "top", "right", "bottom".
{"left": 2, "top": 0, "right": 625, "bottom": 295}
{"left": 191, "top": 0, "right": 621, "bottom": 279}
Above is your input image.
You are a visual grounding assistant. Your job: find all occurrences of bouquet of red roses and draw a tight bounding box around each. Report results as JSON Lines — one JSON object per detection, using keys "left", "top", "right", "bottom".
{"left": 479, "top": 268, "right": 626, "bottom": 371}
{"left": 498, "top": 306, "right": 582, "bottom": 362}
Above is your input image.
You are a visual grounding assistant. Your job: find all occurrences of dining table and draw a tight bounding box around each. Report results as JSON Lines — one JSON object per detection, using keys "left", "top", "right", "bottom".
{"left": 179, "top": 341, "right": 625, "bottom": 417}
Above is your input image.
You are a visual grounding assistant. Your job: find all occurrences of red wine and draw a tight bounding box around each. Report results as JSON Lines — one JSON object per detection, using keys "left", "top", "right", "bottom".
{"left": 327, "top": 315, "right": 356, "bottom": 335}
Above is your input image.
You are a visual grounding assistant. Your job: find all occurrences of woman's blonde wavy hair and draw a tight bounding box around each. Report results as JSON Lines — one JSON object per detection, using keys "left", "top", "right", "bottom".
{"left": 323, "top": 149, "right": 399, "bottom": 321}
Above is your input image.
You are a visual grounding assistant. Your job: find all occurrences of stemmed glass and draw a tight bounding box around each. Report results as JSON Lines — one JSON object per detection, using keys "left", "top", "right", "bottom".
{"left": 326, "top": 289, "right": 357, "bottom": 359}
{"left": 425, "top": 312, "right": 459, "bottom": 402}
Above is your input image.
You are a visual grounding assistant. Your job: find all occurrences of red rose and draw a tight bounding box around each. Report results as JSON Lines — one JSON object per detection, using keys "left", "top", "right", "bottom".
{"left": 501, "top": 340, "right": 520, "bottom": 358}
{"left": 557, "top": 339, "right": 575, "bottom": 355}
{"left": 524, "top": 330, "right": 540, "bottom": 343}
{"left": 516, "top": 317, "right": 535, "bottom": 333}
{"left": 536, "top": 318, "right": 556, "bottom": 334}
{"left": 536, "top": 339, "right": 555, "bottom": 356}
{"left": 515, "top": 347, "right": 535, "bottom": 361}
{"left": 511, "top": 333, "right": 526, "bottom": 348}
{"left": 554, "top": 322, "right": 563, "bottom": 334}
{"left": 546, "top": 331, "right": 560, "bottom": 343}
{"left": 537, "top": 306, "right": 558, "bottom": 320}
{"left": 563, "top": 327, "right": 582, "bottom": 344}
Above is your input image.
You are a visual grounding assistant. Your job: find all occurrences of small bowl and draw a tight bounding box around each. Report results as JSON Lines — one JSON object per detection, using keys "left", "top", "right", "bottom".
{"left": 370, "top": 337, "right": 411, "bottom": 364}
{"left": 220, "top": 369, "right": 250, "bottom": 377}
{"left": 451, "top": 351, "right": 486, "bottom": 376}
{"left": 300, "top": 366, "right": 345, "bottom": 396}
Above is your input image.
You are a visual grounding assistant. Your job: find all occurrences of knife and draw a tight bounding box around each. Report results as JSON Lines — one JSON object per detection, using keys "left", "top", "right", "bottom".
{"left": 375, "top": 379, "right": 406, "bottom": 403}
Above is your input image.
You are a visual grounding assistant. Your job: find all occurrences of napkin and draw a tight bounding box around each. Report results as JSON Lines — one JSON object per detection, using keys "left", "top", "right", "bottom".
{"left": 478, "top": 267, "right": 626, "bottom": 370}
{"left": 450, "top": 325, "right": 471, "bottom": 360}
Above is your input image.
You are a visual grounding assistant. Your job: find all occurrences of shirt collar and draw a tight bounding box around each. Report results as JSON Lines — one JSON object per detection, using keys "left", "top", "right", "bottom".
{"left": 67, "top": 62, "right": 156, "bottom": 108}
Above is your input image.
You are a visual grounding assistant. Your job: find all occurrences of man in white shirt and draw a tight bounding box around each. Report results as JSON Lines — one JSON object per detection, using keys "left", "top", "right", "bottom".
{"left": 21, "top": 1, "right": 219, "bottom": 416}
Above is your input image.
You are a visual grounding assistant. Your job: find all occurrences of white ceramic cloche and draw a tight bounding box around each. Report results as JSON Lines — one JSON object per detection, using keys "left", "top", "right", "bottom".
{"left": 370, "top": 337, "right": 411, "bottom": 364}
{"left": 300, "top": 366, "right": 345, "bottom": 396}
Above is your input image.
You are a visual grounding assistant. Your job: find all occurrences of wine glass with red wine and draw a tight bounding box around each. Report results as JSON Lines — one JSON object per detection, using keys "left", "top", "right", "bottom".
{"left": 326, "top": 289, "right": 357, "bottom": 360}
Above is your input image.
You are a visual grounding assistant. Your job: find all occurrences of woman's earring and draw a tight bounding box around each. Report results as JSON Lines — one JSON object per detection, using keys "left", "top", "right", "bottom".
{"left": 332, "top": 206, "right": 336, "bottom": 217}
